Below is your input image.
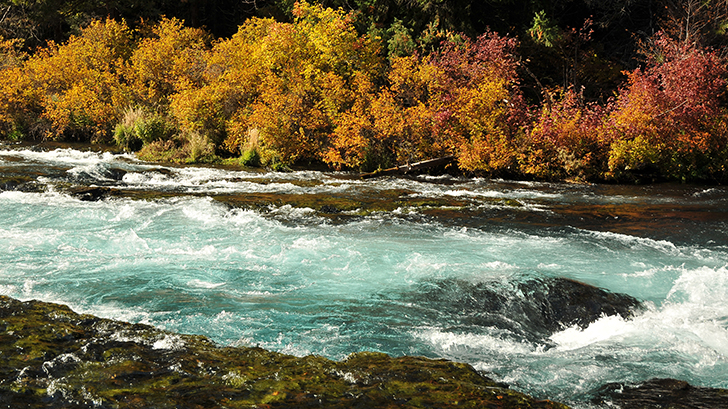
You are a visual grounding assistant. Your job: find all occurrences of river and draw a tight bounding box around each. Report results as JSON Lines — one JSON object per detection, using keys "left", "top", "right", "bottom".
{"left": 0, "top": 145, "right": 727, "bottom": 408}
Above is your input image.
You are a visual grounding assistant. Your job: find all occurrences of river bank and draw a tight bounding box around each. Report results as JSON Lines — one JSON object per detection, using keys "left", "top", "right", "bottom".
{"left": 0, "top": 295, "right": 569, "bottom": 408}
{"left": 3, "top": 295, "right": 728, "bottom": 408}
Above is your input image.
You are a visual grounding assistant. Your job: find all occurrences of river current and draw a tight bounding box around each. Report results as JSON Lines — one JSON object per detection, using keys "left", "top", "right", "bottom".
{"left": 1, "top": 146, "right": 727, "bottom": 407}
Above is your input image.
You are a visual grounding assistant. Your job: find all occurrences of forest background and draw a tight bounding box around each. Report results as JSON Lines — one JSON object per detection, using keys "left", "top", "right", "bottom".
{"left": 1, "top": 0, "right": 728, "bottom": 183}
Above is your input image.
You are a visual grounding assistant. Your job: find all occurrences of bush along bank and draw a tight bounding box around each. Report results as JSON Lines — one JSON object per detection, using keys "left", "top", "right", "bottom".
{"left": 1, "top": 2, "right": 727, "bottom": 183}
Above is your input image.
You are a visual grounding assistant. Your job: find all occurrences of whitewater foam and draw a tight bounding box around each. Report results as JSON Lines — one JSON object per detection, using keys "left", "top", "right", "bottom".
{"left": 550, "top": 266, "right": 728, "bottom": 363}
{"left": 3, "top": 147, "right": 728, "bottom": 407}
{"left": 0, "top": 148, "right": 134, "bottom": 165}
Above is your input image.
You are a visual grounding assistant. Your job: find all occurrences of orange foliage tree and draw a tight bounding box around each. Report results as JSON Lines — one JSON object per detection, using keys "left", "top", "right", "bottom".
{"left": 129, "top": 18, "right": 212, "bottom": 109}
{"left": 324, "top": 54, "right": 439, "bottom": 171}
{"left": 0, "top": 37, "right": 32, "bottom": 139}
{"left": 0, "top": 19, "right": 133, "bottom": 142}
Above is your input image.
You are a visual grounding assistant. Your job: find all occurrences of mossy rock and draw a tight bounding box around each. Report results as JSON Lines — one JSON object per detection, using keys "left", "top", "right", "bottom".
{"left": 0, "top": 296, "right": 570, "bottom": 408}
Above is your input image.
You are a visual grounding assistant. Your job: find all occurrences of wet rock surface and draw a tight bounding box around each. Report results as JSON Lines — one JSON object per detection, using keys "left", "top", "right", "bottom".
{"left": 66, "top": 186, "right": 121, "bottom": 201}
{"left": 593, "top": 378, "right": 728, "bottom": 408}
{"left": 0, "top": 296, "right": 568, "bottom": 408}
{"left": 415, "top": 277, "right": 643, "bottom": 344}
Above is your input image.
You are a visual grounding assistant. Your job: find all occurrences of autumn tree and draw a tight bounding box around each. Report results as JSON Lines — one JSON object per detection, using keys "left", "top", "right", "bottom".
{"left": 521, "top": 88, "right": 608, "bottom": 181}
{"left": 432, "top": 31, "right": 525, "bottom": 174}
{"left": 325, "top": 54, "right": 439, "bottom": 171}
{"left": 606, "top": 32, "right": 728, "bottom": 182}
{"left": 129, "top": 18, "right": 212, "bottom": 109}
{"left": 326, "top": 29, "right": 526, "bottom": 174}
{"left": 220, "top": 1, "right": 384, "bottom": 166}
{"left": 0, "top": 18, "right": 133, "bottom": 142}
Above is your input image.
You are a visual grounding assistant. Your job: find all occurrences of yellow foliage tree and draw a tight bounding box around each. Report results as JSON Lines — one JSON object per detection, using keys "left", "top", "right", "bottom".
{"left": 325, "top": 54, "right": 439, "bottom": 171}
{"left": 220, "top": 1, "right": 384, "bottom": 166}
{"left": 129, "top": 18, "right": 212, "bottom": 108}
{"left": 19, "top": 20, "right": 132, "bottom": 141}
{"left": 446, "top": 72, "right": 512, "bottom": 172}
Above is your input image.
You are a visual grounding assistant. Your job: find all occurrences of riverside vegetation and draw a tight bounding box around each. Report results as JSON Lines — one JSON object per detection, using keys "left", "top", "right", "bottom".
{"left": 1, "top": 0, "right": 728, "bottom": 183}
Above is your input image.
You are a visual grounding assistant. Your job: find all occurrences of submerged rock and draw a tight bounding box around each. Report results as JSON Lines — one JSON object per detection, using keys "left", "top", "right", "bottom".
{"left": 0, "top": 175, "right": 46, "bottom": 193}
{"left": 415, "top": 277, "right": 643, "bottom": 343}
{"left": 593, "top": 378, "right": 728, "bottom": 408}
{"left": 0, "top": 296, "right": 569, "bottom": 408}
{"left": 65, "top": 186, "right": 120, "bottom": 201}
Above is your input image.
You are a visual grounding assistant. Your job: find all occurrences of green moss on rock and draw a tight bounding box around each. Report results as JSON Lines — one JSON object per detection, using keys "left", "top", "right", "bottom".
{"left": 0, "top": 296, "right": 570, "bottom": 408}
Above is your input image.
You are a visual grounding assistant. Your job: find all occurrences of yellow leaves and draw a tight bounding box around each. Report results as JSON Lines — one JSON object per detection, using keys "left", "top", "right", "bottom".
{"left": 0, "top": 5, "right": 521, "bottom": 175}
{"left": 442, "top": 74, "right": 516, "bottom": 174}
{"left": 170, "top": 83, "right": 226, "bottom": 144}
{"left": 129, "top": 18, "right": 212, "bottom": 105}
{"left": 324, "top": 54, "right": 442, "bottom": 171}
{"left": 216, "top": 1, "right": 383, "bottom": 166}
{"left": 453, "top": 75, "right": 508, "bottom": 136}
{"left": 0, "top": 36, "right": 25, "bottom": 70}
{"left": 457, "top": 132, "right": 512, "bottom": 172}
{"left": 325, "top": 111, "right": 372, "bottom": 169}
{"left": 1, "top": 18, "right": 135, "bottom": 140}
{"left": 388, "top": 55, "right": 433, "bottom": 104}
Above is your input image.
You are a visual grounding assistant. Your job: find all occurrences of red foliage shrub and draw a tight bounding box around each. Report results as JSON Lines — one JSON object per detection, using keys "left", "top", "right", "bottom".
{"left": 522, "top": 88, "right": 608, "bottom": 181}
{"left": 431, "top": 31, "right": 525, "bottom": 174}
{"left": 606, "top": 32, "right": 728, "bottom": 181}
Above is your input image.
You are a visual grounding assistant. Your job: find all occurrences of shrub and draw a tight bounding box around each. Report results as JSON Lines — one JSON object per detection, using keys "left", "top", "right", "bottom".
{"left": 128, "top": 18, "right": 212, "bottom": 108}
{"left": 182, "top": 130, "right": 216, "bottom": 163}
{"left": 431, "top": 31, "right": 524, "bottom": 174}
{"left": 605, "top": 32, "right": 728, "bottom": 182}
{"left": 2, "top": 19, "right": 133, "bottom": 142}
{"left": 240, "top": 147, "right": 261, "bottom": 167}
{"left": 323, "top": 54, "right": 438, "bottom": 171}
{"left": 113, "top": 107, "right": 170, "bottom": 151}
{"left": 220, "top": 1, "right": 384, "bottom": 167}
{"left": 521, "top": 88, "right": 608, "bottom": 181}
{"left": 137, "top": 139, "right": 184, "bottom": 163}
{"left": 0, "top": 65, "right": 37, "bottom": 138}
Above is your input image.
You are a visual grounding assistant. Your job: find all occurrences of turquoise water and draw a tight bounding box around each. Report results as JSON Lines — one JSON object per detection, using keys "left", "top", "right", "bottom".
{"left": 1, "top": 147, "right": 727, "bottom": 407}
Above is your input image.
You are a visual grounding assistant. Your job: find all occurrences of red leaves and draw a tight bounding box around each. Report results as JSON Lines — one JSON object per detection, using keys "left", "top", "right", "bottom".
{"left": 606, "top": 32, "right": 728, "bottom": 180}
{"left": 1, "top": 6, "right": 727, "bottom": 181}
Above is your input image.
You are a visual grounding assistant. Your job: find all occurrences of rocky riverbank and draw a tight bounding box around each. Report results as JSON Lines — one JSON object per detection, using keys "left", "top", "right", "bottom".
{"left": 0, "top": 296, "right": 567, "bottom": 408}
{"left": 2, "top": 295, "right": 727, "bottom": 408}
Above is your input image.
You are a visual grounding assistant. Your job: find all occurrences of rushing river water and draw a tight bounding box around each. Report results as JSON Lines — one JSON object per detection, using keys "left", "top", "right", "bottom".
{"left": 1, "top": 145, "right": 727, "bottom": 408}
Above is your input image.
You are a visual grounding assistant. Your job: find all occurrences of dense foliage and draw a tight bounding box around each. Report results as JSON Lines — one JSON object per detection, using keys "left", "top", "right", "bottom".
{"left": 1, "top": 0, "right": 728, "bottom": 182}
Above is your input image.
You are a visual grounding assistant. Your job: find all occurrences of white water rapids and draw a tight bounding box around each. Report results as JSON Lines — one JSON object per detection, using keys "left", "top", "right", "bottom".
{"left": 0, "top": 146, "right": 727, "bottom": 407}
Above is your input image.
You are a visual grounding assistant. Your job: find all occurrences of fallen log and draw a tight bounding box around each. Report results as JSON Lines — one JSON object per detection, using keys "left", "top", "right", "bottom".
{"left": 360, "top": 155, "right": 455, "bottom": 179}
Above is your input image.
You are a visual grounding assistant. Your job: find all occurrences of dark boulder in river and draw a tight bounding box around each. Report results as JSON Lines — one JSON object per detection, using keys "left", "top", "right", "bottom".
{"left": 415, "top": 277, "right": 643, "bottom": 344}
{"left": 593, "top": 378, "right": 728, "bottom": 408}
{"left": 0, "top": 296, "right": 569, "bottom": 408}
{"left": 66, "top": 186, "right": 119, "bottom": 201}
